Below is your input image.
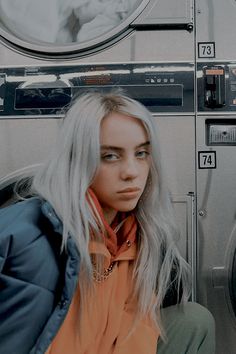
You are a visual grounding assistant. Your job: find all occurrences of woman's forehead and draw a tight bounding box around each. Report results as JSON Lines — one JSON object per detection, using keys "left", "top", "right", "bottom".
{"left": 100, "top": 112, "right": 149, "bottom": 146}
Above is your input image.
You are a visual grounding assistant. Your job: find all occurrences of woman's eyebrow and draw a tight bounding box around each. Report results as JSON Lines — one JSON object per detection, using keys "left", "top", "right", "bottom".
{"left": 101, "top": 141, "right": 150, "bottom": 152}
{"left": 137, "top": 141, "right": 150, "bottom": 148}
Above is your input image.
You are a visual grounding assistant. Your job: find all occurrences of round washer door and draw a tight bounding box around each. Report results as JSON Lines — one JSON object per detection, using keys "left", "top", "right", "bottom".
{"left": 0, "top": 166, "right": 38, "bottom": 208}
{"left": 0, "top": 0, "right": 147, "bottom": 57}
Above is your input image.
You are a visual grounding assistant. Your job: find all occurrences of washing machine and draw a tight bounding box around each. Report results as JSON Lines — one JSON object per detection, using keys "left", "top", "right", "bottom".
{"left": 196, "top": 1, "right": 236, "bottom": 353}
{"left": 0, "top": 0, "right": 196, "bottom": 292}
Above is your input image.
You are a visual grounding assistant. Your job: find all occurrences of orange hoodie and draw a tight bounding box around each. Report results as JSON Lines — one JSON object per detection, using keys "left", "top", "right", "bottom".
{"left": 46, "top": 190, "right": 159, "bottom": 354}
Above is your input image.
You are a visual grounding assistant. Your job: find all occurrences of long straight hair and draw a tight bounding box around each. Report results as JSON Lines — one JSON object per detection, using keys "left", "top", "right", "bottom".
{"left": 30, "top": 91, "right": 191, "bottom": 334}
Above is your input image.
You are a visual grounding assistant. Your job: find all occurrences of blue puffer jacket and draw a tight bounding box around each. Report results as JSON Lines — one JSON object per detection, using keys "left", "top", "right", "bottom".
{"left": 0, "top": 197, "right": 181, "bottom": 354}
{"left": 0, "top": 197, "right": 80, "bottom": 354}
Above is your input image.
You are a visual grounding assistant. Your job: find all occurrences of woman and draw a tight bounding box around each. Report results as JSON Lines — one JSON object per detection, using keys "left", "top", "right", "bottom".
{"left": 0, "top": 92, "right": 215, "bottom": 353}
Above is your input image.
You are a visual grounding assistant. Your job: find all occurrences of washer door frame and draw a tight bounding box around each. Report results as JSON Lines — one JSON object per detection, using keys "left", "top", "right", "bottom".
{"left": 0, "top": 0, "right": 148, "bottom": 58}
{"left": 0, "top": 165, "right": 39, "bottom": 207}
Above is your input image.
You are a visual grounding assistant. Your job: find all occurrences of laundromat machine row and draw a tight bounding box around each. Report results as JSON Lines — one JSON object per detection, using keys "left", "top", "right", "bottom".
{"left": 0, "top": 1, "right": 236, "bottom": 353}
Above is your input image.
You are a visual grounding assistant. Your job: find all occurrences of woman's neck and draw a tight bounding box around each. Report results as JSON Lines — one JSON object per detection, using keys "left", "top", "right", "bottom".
{"left": 102, "top": 208, "right": 117, "bottom": 225}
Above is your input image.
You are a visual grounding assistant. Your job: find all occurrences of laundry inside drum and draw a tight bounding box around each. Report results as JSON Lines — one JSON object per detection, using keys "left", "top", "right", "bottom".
{"left": 0, "top": 0, "right": 143, "bottom": 45}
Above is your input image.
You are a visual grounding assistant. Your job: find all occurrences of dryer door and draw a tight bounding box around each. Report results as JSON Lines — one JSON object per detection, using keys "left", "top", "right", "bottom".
{"left": 0, "top": 0, "right": 193, "bottom": 57}
{"left": 0, "top": 166, "right": 37, "bottom": 207}
{"left": 0, "top": 0, "right": 146, "bottom": 56}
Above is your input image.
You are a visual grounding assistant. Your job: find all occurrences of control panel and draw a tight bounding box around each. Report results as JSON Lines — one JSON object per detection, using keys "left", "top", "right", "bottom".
{"left": 198, "top": 62, "right": 236, "bottom": 112}
{"left": 0, "top": 63, "right": 194, "bottom": 118}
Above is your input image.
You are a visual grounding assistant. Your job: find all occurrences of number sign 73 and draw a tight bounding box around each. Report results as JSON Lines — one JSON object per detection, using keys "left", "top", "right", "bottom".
{"left": 198, "top": 42, "right": 215, "bottom": 58}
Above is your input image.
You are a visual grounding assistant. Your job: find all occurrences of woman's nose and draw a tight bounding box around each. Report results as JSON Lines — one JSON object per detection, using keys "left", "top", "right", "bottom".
{"left": 120, "top": 158, "right": 139, "bottom": 180}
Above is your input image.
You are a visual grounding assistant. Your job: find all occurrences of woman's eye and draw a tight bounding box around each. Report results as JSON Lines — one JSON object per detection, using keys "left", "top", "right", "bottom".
{"left": 136, "top": 150, "right": 150, "bottom": 159}
{"left": 102, "top": 153, "right": 119, "bottom": 161}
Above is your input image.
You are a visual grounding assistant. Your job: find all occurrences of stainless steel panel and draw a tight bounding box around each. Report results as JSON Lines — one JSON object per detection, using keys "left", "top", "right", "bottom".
{"left": 153, "top": 115, "right": 195, "bottom": 195}
{"left": 154, "top": 114, "right": 196, "bottom": 292}
{"left": 197, "top": 115, "right": 236, "bottom": 354}
{"left": 133, "top": 0, "right": 193, "bottom": 28}
{"left": 196, "top": 0, "right": 236, "bottom": 61}
{"left": 132, "top": 30, "right": 194, "bottom": 62}
{"left": 172, "top": 193, "right": 196, "bottom": 298}
{"left": 0, "top": 28, "right": 195, "bottom": 66}
{"left": 0, "top": 118, "right": 62, "bottom": 179}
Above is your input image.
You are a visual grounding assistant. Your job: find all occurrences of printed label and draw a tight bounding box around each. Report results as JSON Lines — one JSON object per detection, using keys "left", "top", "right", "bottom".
{"left": 198, "top": 151, "right": 216, "bottom": 169}
{"left": 198, "top": 42, "right": 215, "bottom": 58}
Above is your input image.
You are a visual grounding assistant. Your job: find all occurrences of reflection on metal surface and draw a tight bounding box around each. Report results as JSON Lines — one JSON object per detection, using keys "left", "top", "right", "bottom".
{"left": 0, "top": 62, "right": 194, "bottom": 117}
{"left": 15, "top": 87, "right": 72, "bottom": 109}
{"left": 0, "top": 74, "right": 5, "bottom": 111}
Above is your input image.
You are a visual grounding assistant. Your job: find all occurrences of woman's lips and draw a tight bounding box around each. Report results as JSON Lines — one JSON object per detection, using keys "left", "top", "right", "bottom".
{"left": 117, "top": 187, "right": 141, "bottom": 193}
{"left": 117, "top": 188, "right": 141, "bottom": 199}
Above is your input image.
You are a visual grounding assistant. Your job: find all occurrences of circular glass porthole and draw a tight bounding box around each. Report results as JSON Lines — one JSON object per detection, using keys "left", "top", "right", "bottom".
{"left": 0, "top": 0, "right": 146, "bottom": 58}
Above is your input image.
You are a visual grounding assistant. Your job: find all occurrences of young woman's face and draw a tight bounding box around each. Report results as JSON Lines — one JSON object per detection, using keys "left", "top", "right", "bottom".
{"left": 91, "top": 112, "right": 151, "bottom": 224}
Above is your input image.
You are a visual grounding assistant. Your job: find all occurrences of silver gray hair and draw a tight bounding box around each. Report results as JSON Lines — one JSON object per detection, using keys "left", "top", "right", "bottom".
{"left": 30, "top": 91, "right": 191, "bottom": 334}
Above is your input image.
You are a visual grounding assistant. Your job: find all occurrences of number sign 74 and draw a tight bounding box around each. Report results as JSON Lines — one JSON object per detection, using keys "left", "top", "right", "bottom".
{"left": 198, "top": 151, "right": 216, "bottom": 169}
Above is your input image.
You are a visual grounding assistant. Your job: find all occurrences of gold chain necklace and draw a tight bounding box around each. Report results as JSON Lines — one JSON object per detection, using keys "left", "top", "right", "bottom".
{"left": 90, "top": 218, "right": 127, "bottom": 283}
{"left": 92, "top": 261, "right": 116, "bottom": 283}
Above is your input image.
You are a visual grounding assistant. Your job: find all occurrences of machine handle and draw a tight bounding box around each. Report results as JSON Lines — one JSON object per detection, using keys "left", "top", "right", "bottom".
{"left": 188, "top": 192, "right": 197, "bottom": 301}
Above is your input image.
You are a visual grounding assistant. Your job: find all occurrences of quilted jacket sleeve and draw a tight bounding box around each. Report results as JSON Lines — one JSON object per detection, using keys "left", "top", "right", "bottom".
{"left": 0, "top": 199, "right": 61, "bottom": 354}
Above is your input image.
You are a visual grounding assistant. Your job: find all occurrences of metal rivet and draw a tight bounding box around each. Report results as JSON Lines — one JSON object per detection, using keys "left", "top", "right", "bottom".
{"left": 198, "top": 210, "right": 206, "bottom": 217}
